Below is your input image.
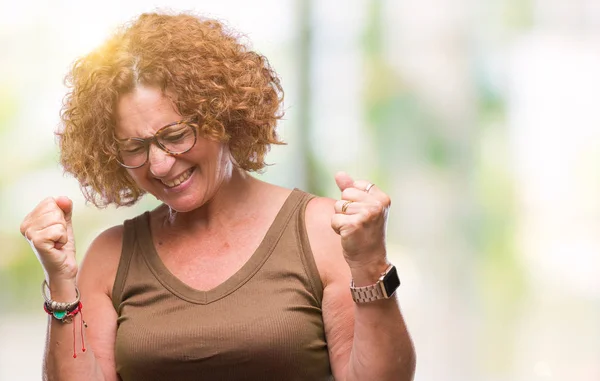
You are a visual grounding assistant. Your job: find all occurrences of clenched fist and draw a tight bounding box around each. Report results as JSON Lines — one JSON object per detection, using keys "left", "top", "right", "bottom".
{"left": 331, "top": 172, "right": 390, "bottom": 269}
{"left": 20, "top": 196, "right": 78, "bottom": 282}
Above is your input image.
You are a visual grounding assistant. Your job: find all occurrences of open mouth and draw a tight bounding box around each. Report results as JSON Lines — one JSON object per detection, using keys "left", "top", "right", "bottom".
{"left": 161, "top": 167, "right": 195, "bottom": 188}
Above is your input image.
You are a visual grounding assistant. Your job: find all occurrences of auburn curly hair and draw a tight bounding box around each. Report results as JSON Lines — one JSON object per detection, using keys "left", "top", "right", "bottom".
{"left": 58, "top": 12, "right": 285, "bottom": 207}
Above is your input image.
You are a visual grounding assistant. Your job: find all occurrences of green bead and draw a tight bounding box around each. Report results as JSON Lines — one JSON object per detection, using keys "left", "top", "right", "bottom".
{"left": 53, "top": 310, "right": 67, "bottom": 320}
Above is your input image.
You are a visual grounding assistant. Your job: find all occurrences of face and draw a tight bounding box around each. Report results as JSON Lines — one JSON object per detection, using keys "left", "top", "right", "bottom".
{"left": 115, "top": 85, "right": 233, "bottom": 212}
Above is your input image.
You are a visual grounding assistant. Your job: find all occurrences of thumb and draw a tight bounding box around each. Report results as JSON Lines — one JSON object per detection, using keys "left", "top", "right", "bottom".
{"left": 54, "top": 196, "right": 73, "bottom": 223}
{"left": 335, "top": 171, "right": 354, "bottom": 192}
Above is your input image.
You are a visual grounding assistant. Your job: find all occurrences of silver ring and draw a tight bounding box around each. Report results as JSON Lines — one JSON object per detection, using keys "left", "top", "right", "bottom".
{"left": 364, "top": 183, "right": 375, "bottom": 193}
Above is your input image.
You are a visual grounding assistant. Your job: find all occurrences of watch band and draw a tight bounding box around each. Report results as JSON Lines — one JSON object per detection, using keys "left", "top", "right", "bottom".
{"left": 350, "top": 264, "right": 398, "bottom": 303}
{"left": 350, "top": 281, "right": 386, "bottom": 303}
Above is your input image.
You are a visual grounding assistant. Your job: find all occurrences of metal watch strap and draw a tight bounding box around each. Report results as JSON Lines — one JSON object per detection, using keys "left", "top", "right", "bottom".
{"left": 350, "top": 281, "right": 385, "bottom": 303}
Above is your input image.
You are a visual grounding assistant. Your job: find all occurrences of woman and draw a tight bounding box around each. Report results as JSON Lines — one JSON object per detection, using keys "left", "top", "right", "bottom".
{"left": 20, "top": 12, "right": 415, "bottom": 381}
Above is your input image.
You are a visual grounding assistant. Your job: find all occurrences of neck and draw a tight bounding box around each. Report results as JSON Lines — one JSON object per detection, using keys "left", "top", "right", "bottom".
{"left": 161, "top": 167, "right": 265, "bottom": 232}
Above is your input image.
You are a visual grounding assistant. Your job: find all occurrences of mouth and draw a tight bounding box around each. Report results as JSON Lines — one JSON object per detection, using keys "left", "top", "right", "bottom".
{"left": 160, "top": 167, "right": 195, "bottom": 188}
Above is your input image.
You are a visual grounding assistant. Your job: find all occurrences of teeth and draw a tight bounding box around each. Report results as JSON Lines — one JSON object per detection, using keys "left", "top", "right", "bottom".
{"left": 162, "top": 168, "right": 193, "bottom": 188}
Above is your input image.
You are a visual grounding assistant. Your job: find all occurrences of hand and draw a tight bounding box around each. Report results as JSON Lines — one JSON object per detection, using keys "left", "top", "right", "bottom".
{"left": 20, "top": 196, "right": 78, "bottom": 282}
{"left": 331, "top": 172, "right": 391, "bottom": 269}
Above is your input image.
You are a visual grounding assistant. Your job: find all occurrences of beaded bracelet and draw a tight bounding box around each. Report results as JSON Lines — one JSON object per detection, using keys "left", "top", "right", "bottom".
{"left": 41, "top": 279, "right": 80, "bottom": 313}
{"left": 41, "top": 280, "right": 87, "bottom": 358}
{"left": 43, "top": 301, "right": 82, "bottom": 324}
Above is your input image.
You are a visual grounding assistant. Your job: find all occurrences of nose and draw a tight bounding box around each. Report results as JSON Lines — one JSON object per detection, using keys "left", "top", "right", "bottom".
{"left": 147, "top": 143, "right": 176, "bottom": 177}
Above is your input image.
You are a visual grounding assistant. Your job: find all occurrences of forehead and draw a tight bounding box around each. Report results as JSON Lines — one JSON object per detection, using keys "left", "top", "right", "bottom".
{"left": 114, "top": 85, "right": 181, "bottom": 138}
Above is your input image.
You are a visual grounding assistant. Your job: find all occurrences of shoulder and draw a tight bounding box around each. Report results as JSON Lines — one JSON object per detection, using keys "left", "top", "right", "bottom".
{"left": 304, "top": 195, "right": 337, "bottom": 239}
{"left": 77, "top": 224, "right": 126, "bottom": 298}
{"left": 304, "top": 196, "right": 347, "bottom": 287}
{"left": 304, "top": 195, "right": 336, "bottom": 229}
{"left": 88, "top": 224, "right": 125, "bottom": 254}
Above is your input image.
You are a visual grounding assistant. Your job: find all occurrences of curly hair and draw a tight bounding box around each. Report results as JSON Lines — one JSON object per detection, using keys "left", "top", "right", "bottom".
{"left": 58, "top": 12, "right": 285, "bottom": 207}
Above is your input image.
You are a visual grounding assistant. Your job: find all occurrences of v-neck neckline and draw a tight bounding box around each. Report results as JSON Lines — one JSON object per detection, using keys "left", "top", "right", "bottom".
{"left": 133, "top": 188, "right": 304, "bottom": 304}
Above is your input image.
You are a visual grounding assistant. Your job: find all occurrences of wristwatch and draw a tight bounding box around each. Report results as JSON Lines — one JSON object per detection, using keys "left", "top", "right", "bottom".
{"left": 350, "top": 264, "right": 400, "bottom": 303}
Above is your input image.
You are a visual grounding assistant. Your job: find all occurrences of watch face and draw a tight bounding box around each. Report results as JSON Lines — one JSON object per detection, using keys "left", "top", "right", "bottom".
{"left": 383, "top": 266, "right": 400, "bottom": 297}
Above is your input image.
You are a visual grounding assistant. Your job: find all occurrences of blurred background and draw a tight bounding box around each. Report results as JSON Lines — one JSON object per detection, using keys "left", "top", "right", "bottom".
{"left": 1, "top": 0, "right": 599, "bottom": 380}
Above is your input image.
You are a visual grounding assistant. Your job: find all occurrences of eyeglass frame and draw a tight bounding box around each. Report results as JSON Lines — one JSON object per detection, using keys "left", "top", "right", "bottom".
{"left": 114, "top": 117, "right": 199, "bottom": 169}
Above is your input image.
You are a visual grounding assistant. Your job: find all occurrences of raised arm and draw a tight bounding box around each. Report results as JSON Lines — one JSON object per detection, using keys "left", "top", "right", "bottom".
{"left": 20, "top": 197, "right": 121, "bottom": 381}
{"left": 306, "top": 173, "right": 416, "bottom": 381}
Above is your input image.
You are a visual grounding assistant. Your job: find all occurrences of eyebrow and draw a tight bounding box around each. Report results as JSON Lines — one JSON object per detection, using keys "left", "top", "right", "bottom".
{"left": 115, "top": 136, "right": 145, "bottom": 143}
{"left": 114, "top": 117, "right": 194, "bottom": 142}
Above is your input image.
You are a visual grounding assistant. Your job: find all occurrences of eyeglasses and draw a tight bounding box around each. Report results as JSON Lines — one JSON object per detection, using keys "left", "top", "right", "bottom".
{"left": 115, "top": 117, "right": 199, "bottom": 169}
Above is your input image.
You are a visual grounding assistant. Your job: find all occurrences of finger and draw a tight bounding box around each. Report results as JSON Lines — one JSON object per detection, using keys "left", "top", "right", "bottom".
{"left": 334, "top": 199, "right": 362, "bottom": 215}
{"left": 22, "top": 198, "right": 63, "bottom": 227}
{"left": 331, "top": 213, "right": 350, "bottom": 235}
{"left": 54, "top": 196, "right": 73, "bottom": 223}
{"left": 331, "top": 214, "right": 342, "bottom": 235}
{"left": 341, "top": 187, "right": 369, "bottom": 203}
{"left": 27, "top": 209, "right": 68, "bottom": 234}
{"left": 335, "top": 171, "right": 354, "bottom": 192}
{"left": 21, "top": 198, "right": 71, "bottom": 250}
{"left": 20, "top": 218, "right": 31, "bottom": 238}
{"left": 347, "top": 181, "right": 390, "bottom": 208}
{"left": 40, "top": 223, "right": 68, "bottom": 245}
{"left": 37, "top": 197, "right": 60, "bottom": 215}
{"left": 352, "top": 180, "right": 377, "bottom": 194}
{"left": 23, "top": 228, "right": 32, "bottom": 242}
{"left": 53, "top": 227, "right": 69, "bottom": 250}
{"left": 331, "top": 213, "right": 361, "bottom": 237}
{"left": 32, "top": 224, "right": 68, "bottom": 252}
{"left": 27, "top": 224, "right": 63, "bottom": 253}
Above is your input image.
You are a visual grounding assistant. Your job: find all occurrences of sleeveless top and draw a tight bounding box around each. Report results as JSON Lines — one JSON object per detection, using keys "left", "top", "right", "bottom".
{"left": 111, "top": 189, "right": 333, "bottom": 380}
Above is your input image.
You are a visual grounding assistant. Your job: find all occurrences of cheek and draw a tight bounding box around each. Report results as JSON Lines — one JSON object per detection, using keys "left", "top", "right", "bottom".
{"left": 126, "top": 168, "right": 151, "bottom": 188}
{"left": 196, "top": 140, "right": 230, "bottom": 165}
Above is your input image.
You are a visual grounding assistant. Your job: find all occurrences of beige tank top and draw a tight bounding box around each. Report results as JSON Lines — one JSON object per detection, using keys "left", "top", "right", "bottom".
{"left": 111, "top": 189, "right": 333, "bottom": 380}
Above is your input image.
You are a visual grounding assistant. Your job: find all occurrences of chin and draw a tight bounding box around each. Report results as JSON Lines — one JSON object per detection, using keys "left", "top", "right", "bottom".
{"left": 162, "top": 194, "right": 206, "bottom": 213}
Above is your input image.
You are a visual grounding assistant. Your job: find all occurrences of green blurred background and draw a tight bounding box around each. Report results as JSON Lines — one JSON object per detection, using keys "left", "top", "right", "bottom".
{"left": 1, "top": 0, "right": 599, "bottom": 380}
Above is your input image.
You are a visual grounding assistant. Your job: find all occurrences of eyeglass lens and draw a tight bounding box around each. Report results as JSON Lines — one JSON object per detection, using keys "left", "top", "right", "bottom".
{"left": 117, "top": 122, "right": 196, "bottom": 168}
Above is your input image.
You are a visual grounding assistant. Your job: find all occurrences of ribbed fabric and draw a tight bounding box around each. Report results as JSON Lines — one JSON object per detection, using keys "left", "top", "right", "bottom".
{"left": 111, "top": 189, "right": 333, "bottom": 380}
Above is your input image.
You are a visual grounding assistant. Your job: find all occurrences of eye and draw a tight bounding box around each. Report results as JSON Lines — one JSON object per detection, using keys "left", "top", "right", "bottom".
{"left": 160, "top": 124, "right": 193, "bottom": 142}
{"left": 162, "top": 132, "right": 186, "bottom": 142}
{"left": 119, "top": 144, "right": 145, "bottom": 155}
{"left": 124, "top": 146, "right": 145, "bottom": 154}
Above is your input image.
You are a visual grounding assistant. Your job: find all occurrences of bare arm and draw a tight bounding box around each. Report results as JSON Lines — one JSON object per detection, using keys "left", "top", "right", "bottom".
{"left": 21, "top": 197, "right": 122, "bottom": 381}
{"left": 306, "top": 177, "right": 416, "bottom": 381}
{"left": 44, "top": 260, "right": 119, "bottom": 381}
{"left": 321, "top": 264, "right": 415, "bottom": 381}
